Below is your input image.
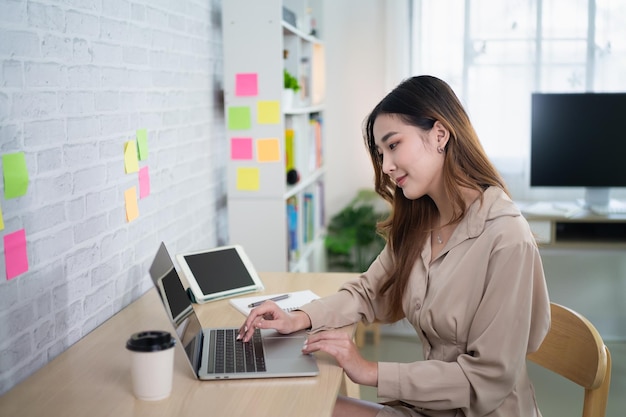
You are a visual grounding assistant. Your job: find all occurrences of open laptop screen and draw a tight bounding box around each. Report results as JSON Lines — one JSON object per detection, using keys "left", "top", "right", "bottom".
{"left": 161, "top": 267, "right": 193, "bottom": 325}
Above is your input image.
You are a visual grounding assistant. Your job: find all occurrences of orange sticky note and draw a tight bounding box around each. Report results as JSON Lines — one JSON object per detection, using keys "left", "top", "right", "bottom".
{"left": 124, "top": 187, "right": 139, "bottom": 222}
{"left": 257, "top": 138, "right": 281, "bottom": 162}
{"left": 257, "top": 100, "right": 280, "bottom": 124}
{"left": 124, "top": 140, "right": 139, "bottom": 174}
{"left": 236, "top": 167, "right": 260, "bottom": 191}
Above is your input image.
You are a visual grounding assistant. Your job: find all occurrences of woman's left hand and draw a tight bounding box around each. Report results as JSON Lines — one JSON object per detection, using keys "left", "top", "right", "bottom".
{"left": 302, "top": 330, "right": 378, "bottom": 387}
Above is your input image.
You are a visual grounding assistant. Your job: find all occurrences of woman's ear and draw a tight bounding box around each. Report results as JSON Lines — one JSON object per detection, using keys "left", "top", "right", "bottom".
{"left": 433, "top": 120, "right": 450, "bottom": 149}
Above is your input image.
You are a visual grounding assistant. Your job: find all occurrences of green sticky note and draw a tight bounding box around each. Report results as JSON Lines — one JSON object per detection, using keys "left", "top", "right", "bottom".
{"left": 228, "top": 106, "right": 252, "bottom": 130}
{"left": 136, "top": 129, "right": 148, "bottom": 160}
{"left": 2, "top": 152, "right": 29, "bottom": 199}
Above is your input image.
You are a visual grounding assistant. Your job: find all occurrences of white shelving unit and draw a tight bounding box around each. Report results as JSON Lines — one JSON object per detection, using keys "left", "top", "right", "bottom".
{"left": 222, "top": 0, "right": 326, "bottom": 272}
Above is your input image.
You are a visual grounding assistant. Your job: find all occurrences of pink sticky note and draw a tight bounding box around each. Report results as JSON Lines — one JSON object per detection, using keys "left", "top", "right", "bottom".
{"left": 4, "top": 229, "right": 28, "bottom": 280}
{"left": 235, "top": 73, "right": 258, "bottom": 96}
{"left": 231, "top": 137, "right": 253, "bottom": 160}
{"left": 139, "top": 166, "right": 150, "bottom": 199}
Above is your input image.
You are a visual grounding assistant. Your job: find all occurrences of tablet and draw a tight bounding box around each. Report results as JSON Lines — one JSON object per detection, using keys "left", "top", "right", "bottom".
{"left": 176, "top": 244, "right": 264, "bottom": 304}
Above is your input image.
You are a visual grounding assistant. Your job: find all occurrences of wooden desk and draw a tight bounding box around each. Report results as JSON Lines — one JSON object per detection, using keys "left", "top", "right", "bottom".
{"left": 0, "top": 272, "right": 358, "bottom": 417}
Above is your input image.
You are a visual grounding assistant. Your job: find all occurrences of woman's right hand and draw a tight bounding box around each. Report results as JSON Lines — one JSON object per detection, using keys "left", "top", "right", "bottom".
{"left": 237, "top": 301, "right": 312, "bottom": 342}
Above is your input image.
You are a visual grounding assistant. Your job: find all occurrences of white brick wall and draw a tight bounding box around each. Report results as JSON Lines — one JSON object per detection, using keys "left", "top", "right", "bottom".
{"left": 0, "top": 0, "right": 227, "bottom": 394}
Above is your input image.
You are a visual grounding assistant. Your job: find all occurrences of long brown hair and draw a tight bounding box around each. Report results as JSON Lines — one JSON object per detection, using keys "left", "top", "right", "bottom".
{"left": 363, "top": 75, "right": 509, "bottom": 321}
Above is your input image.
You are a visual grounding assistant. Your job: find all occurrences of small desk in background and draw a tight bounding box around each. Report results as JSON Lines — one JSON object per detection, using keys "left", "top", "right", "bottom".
{"left": 0, "top": 272, "right": 359, "bottom": 417}
{"left": 519, "top": 200, "right": 626, "bottom": 248}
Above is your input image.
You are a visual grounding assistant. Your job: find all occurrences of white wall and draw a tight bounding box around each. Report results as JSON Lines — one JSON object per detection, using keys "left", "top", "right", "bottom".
{"left": 321, "top": 1, "right": 388, "bottom": 217}
{"left": 0, "top": 0, "right": 226, "bottom": 395}
{"left": 320, "top": 1, "right": 411, "bottom": 218}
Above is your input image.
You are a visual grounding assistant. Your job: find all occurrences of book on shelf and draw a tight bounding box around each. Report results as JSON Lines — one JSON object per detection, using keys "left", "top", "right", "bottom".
{"left": 303, "top": 192, "right": 314, "bottom": 243}
{"left": 285, "top": 128, "right": 295, "bottom": 172}
{"left": 287, "top": 196, "right": 298, "bottom": 260}
{"left": 309, "top": 114, "right": 323, "bottom": 170}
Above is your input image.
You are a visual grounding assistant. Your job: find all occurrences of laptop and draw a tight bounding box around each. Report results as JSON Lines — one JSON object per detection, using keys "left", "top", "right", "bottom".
{"left": 148, "top": 242, "right": 319, "bottom": 380}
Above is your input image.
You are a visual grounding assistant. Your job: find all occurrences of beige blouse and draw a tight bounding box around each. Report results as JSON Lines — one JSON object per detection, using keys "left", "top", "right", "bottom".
{"left": 300, "top": 187, "right": 551, "bottom": 417}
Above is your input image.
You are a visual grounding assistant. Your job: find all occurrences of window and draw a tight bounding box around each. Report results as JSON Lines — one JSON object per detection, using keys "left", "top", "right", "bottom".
{"left": 410, "top": 0, "right": 626, "bottom": 199}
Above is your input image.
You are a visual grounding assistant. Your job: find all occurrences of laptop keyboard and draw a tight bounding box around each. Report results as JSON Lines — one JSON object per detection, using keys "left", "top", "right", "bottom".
{"left": 208, "top": 328, "right": 266, "bottom": 374}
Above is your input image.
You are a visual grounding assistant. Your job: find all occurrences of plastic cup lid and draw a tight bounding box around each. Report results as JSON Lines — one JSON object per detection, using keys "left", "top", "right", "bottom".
{"left": 126, "top": 330, "right": 176, "bottom": 352}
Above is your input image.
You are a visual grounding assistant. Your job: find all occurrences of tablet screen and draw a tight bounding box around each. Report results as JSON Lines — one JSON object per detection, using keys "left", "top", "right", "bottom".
{"left": 181, "top": 247, "right": 256, "bottom": 295}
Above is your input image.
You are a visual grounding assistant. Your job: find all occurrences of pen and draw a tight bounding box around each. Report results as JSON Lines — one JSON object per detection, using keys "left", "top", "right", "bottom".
{"left": 248, "top": 294, "right": 290, "bottom": 308}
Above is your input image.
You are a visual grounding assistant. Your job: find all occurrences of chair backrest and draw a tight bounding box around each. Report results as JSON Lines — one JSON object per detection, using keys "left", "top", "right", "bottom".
{"left": 527, "top": 302, "right": 612, "bottom": 417}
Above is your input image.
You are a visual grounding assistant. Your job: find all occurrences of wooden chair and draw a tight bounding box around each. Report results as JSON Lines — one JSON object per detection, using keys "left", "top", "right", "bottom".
{"left": 527, "top": 303, "right": 612, "bottom": 417}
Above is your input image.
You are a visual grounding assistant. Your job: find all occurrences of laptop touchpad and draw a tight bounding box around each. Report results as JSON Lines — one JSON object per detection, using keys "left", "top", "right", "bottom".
{"left": 263, "top": 335, "right": 307, "bottom": 360}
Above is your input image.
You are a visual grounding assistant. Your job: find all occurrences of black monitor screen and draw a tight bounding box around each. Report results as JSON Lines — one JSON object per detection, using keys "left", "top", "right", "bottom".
{"left": 530, "top": 92, "right": 626, "bottom": 188}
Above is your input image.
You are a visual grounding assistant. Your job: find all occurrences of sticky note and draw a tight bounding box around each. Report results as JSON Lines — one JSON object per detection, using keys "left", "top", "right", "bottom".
{"left": 228, "top": 106, "right": 252, "bottom": 130}
{"left": 236, "top": 167, "right": 260, "bottom": 191}
{"left": 139, "top": 166, "right": 150, "bottom": 199}
{"left": 124, "top": 140, "right": 139, "bottom": 174}
{"left": 231, "top": 138, "right": 253, "bottom": 160}
{"left": 0, "top": 205, "right": 4, "bottom": 231}
{"left": 124, "top": 187, "right": 139, "bottom": 222}
{"left": 136, "top": 129, "right": 148, "bottom": 160}
{"left": 257, "top": 100, "right": 280, "bottom": 124}
{"left": 235, "top": 73, "right": 258, "bottom": 96}
{"left": 5, "top": 229, "right": 28, "bottom": 280}
{"left": 257, "top": 138, "right": 281, "bottom": 162}
{"left": 2, "top": 152, "right": 29, "bottom": 199}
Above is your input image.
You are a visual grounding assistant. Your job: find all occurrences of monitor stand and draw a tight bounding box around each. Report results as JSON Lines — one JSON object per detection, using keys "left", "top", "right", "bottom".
{"left": 583, "top": 187, "right": 610, "bottom": 209}
{"left": 581, "top": 187, "right": 626, "bottom": 215}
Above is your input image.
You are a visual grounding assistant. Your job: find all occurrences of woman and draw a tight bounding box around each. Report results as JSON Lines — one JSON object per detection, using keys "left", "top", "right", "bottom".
{"left": 239, "top": 75, "right": 550, "bottom": 417}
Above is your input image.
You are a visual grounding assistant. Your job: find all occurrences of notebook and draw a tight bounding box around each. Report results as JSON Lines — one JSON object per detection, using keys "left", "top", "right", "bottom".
{"left": 176, "top": 244, "right": 264, "bottom": 304}
{"left": 148, "top": 242, "right": 319, "bottom": 380}
{"left": 229, "top": 290, "right": 320, "bottom": 316}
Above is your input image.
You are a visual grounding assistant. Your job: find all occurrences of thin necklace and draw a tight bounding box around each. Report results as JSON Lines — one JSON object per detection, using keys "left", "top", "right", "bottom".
{"left": 436, "top": 232, "right": 443, "bottom": 244}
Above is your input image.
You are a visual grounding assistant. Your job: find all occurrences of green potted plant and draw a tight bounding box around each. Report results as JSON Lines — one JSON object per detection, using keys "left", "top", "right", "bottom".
{"left": 324, "top": 189, "right": 388, "bottom": 272}
{"left": 283, "top": 69, "right": 300, "bottom": 109}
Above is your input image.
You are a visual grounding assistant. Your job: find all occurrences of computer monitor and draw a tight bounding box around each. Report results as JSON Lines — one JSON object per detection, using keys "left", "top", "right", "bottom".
{"left": 530, "top": 92, "right": 626, "bottom": 208}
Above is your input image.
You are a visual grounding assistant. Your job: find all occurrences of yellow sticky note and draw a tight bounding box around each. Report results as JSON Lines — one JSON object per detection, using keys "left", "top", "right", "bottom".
{"left": 257, "top": 138, "right": 281, "bottom": 162}
{"left": 124, "top": 140, "right": 139, "bottom": 174}
{"left": 124, "top": 187, "right": 139, "bottom": 222}
{"left": 257, "top": 100, "right": 280, "bottom": 124}
{"left": 0, "top": 204, "right": 4, "bottom": 230}
{"left": 236, "top": 167, "right": 260, "bottom": 191}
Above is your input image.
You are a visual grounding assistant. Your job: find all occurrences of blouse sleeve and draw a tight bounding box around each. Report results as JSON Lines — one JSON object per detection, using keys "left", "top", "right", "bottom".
{"left": 299, "top": 245, "right": 396, "bottom": 332}
{"left": 377, "top": 239, "right": 550, "bottom": 416}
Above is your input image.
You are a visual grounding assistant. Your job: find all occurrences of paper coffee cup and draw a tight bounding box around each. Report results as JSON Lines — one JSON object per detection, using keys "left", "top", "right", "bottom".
{"left": 126, "top": 330, "right": 176, "bottom": 401}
